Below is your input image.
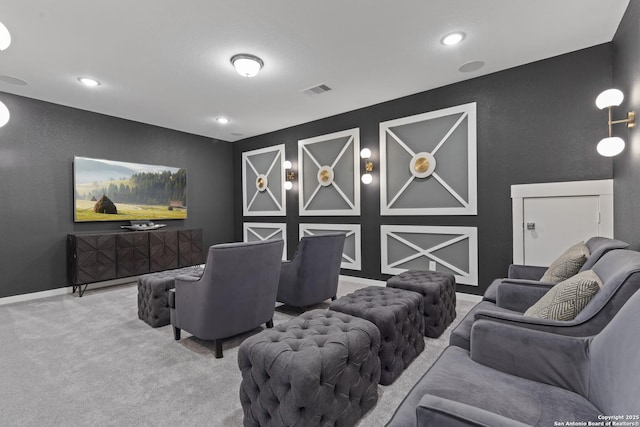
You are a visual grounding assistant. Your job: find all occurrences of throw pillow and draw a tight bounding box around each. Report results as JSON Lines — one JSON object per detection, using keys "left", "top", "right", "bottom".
{"left": 539, "top": 241, "right": 590, "bottom": 283}
{"left": 524, "top": 270, "right": 603, "bottom": 320}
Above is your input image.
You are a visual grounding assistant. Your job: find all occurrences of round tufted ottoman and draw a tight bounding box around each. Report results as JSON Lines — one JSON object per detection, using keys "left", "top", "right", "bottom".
{"left": 238, "top": 309, "right": 381, "bottom": 427}
{"left": 386, "top": 270, "right": 457, "bottom": 338}
{"left": 329, "top": 286, "right": 425, "bottom": 385}
{"left": 137, "top": 265, "right": 204, "bottom": 327}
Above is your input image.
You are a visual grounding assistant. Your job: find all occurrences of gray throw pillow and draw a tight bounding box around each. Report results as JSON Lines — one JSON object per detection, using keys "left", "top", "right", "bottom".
{"left": 539, "top": 241, "right": 590, "bottom": 283}
{"left": 524, "top": 270, "right": 602, "bottom": 321}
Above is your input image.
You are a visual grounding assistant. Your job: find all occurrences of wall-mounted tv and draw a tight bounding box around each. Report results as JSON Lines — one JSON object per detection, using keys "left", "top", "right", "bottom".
{"left": 74, "top": 156, "right": 187, "bottom": 222}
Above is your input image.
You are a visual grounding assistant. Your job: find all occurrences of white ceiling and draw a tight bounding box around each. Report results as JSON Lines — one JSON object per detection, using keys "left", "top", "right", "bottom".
{"left": 0, "top": 0, "right": 630, "bottom": 142}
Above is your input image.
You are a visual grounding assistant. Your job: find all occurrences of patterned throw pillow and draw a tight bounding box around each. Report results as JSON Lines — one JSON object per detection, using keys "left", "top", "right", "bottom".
{"left": 524, "top": 270, "right": 602, "bottom": 320}
{"left": 539, "top": 241, "right": 590, "bottom": 283}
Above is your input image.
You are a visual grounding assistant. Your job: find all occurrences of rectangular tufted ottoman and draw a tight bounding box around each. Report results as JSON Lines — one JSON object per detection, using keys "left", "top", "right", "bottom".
{"left": 238, "top": 309, "right": 380, "bottom": 427}
{"left": 137, "top": 265, "right": 204, "bottom": 327}
{"left": 386, "top": 270, "right": 456, "bottom": 338}
{"left": 330, "top": 286, "right": 425, "bottom": 385}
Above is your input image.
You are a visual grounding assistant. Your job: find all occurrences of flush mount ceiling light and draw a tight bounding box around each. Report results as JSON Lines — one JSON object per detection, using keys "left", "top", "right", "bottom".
{"left": 0, "top": 22, "right": 11, "bottom": 51}
{"left": 441, "top": 32, "right": 465, "bottom": 46}
{"left": 595, "top": 88, "right": 635, "bottom": 157}
{"left": 78, "top": 77, "right": 100, "bottom": 87}
{"left": 216, "top": 117, "right": 229, "bottom": 124}
{"left": 0, "top": 100, "right": 10, "bottom": 127}
{"left": 230, "top": 54, "right": 264, "bottom": 77}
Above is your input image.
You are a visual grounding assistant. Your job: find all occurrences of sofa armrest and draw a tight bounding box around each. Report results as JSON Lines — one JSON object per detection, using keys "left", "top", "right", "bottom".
{"left": 495, "top": 280, "right": 554, "bottom": 311}
{"left": 507, "top": 264, "right": 547, "bottom": 280}
{"left": 415, "top": 394, "right": 530, "bottom": 427}
{"left": 470, "top": 319, "right": 590, "bottom": 396}
{"left": 175, "top": 275, "right": 200, "bottom": 283}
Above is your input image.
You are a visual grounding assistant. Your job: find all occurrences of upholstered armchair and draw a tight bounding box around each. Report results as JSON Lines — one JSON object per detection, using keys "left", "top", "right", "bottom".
{"left": 387, "top": 285, "right": 640, "bottom": 426}
{"left": 483, "top": 236, "right": 628, "bottom": 303}
{"left": 169, "top": 239, "right": 284, "bottom": 358}
{"left": 450, "top": 249, "right": 640, "bottom": 351}
{"left": 276, "top": 232, "right": 346, "bottom": 309}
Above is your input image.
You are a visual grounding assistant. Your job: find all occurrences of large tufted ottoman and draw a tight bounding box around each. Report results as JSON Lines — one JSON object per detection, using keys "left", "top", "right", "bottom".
{"left": 137, "top": 265, "right": 204, "bottom": 327}
{"left": 238, "top": 309, "right": 380, "bottom": 427}
{"left": 329, "top": 286, "right": 425, "bottom": 385}
{"left": 386, "top": 270, "right": 457, "bottom": 338}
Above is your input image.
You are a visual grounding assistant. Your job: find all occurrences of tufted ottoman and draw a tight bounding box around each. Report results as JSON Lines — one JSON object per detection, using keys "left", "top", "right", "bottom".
{"left": 137, "top": 265, "right": 204, "bottom": 327}
{"left": 238, "top": 309, "right": 380, "bottom": 427}
{"left": 329, "top": 286, "right": 425, "bottom": 385}
{"left": 386, "top": 270, "right": 456, "bottom": 338}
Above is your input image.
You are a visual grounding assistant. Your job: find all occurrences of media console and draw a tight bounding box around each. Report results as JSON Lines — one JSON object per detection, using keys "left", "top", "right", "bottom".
{"left": 67, "top": 228, "right": 203, "bottom": 296}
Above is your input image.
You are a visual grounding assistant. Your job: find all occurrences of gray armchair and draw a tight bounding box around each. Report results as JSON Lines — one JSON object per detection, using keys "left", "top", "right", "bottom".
{"left": 169, "top": 239, "right": 284, "bottom": 358}
{"left": 450, "top": 249, "right": 640, "bottom": 350}
{"left": 277, "top": 232, "right": 346, "bottom": 309}
{"left": 483, "top": 236, "right": 628, "bottom": 303}
{"left": 387, "top": 286, "right": 640, "bottom": 427}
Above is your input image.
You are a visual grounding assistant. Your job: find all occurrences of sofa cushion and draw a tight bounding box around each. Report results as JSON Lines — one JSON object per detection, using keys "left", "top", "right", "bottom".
{"left": 524, "top": 270, "right": 602, "bottom": 321}
{"left": 540, "top": 241, "right": 590, "bottom": 283}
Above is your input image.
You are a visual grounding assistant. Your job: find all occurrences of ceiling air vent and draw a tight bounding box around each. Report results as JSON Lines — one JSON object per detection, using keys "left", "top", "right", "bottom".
{"left": 301, "top": 84, "right": 332, "bottom": 96}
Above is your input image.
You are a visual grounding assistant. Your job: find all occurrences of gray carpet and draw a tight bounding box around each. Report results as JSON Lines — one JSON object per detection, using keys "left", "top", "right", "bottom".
{"left": 0, "top": 280, "right": 474, "bottom": 426}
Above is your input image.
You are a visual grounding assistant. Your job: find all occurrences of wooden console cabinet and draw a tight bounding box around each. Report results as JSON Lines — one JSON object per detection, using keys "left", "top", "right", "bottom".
{"left": 67, "top": 228, "right": 203, "bottom": 296}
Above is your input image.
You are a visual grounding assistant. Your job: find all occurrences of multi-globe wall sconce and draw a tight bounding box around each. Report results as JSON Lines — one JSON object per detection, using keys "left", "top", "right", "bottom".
{"left": 595, "top": 88, "right": 635, "bottom": 157}
{"left": 0, "top": 21, "right": 11, "bottom": 127}
{"left": 283, "top": 160, "right": 295, "bottom": 190}
{"left": 360, "top": 148, "right": 374, "bottom": 184}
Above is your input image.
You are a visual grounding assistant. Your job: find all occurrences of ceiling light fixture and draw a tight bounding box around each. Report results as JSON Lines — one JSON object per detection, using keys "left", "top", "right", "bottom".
{"left": 595, "top": 88, "right": 635, "bottom": 157}
{"left": 216, "top": 117, "right": 229, "bottom": 124}
{"left": 78, "top": 77, "right": 100, "bottom": 87}
{"left": 441, "top": 32, "right": 465, "bottom": 46}
{"left": 0, "top": 100, "right": 10, "bottom": 127}
{"left": 230, "top": 54, "right": 264, "bottom": 77}
{"left": 0, "top": 22, "right": 11, "bottom": 51}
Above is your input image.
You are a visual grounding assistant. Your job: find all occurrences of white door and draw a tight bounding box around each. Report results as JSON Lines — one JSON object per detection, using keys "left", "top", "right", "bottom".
{"left": 522, "top": 196, "right": 600, "bottom": 266}
{"left": 512, "top": 180, "right": 614, "bottom": 266}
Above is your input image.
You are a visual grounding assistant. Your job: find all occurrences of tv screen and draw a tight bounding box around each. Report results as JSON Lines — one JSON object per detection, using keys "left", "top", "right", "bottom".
{"left": 74, "top": 156, "right": 187, "bottom": 222}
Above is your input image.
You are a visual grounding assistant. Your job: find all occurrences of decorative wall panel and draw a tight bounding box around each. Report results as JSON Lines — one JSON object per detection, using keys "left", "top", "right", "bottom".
{"left": 243, "top": 222, "right": 287, "bottom": 260}
{"left": 298, "top": 128, "right": 360, "bottom": 216}
{"left": 381, "top": 225, "right": 478, "bottom": 286}
{"left": 242, "top": 144, "right": 286, "bottom": 216}
{"left": 380, "top": 103, "right": 477, "bottom": 215}
{"left": 299, "top": 223, "right": 361, "bottom": 270}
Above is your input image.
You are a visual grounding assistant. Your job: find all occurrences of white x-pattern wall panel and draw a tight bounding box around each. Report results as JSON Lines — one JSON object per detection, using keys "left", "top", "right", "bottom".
{"left": 242, "top": 144, "right": 286, "bottom": 216}
{"left": 380, "top": 103, "right": 477, "bottom": 215}
{"left": 243, "top": 222, "right": 287, "bottom": 260}
{"left": 298, "top": 128, "right": 360, "bottom": 216}
{"left": 381, "top": 225, "right": 478, "bottom": 286}
{"left": 299, "top": 223, "right": 361, "bottom": 270}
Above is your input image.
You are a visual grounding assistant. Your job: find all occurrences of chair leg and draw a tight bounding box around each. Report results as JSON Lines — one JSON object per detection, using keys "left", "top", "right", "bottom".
{"left": 266, "top": 319, "right": 274, "bottom": 328}
{"left": 214, "top": 340, "right": 223, "bottom": 359}
{"left": 173, "top": 326, "right": 181, "bottom": 340}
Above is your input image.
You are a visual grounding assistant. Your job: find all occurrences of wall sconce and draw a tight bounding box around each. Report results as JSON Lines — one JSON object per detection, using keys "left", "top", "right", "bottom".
{"left": 360, "top": 148, "right": 374, "bottom": 184}
{"left": 283, "top": 160, "right": 295, "bottom": 190}
{"left": 595, "top": 88, "right": 635, "bottom": 157}
{"left": 0, "top": 100, "right": 9, "bottom": 127}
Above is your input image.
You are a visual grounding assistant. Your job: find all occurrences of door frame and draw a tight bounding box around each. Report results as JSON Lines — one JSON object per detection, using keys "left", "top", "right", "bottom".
{"left": 511, "top": 179, "right": 613, "bottom": 264}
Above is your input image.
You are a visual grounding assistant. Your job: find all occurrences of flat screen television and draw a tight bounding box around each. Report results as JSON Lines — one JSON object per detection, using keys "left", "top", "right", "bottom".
{"left": 73, "top": 156, "right": 187, "bottom": 222}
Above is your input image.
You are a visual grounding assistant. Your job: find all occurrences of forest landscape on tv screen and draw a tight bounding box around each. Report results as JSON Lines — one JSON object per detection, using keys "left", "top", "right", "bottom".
{"left": 74, "top": 156, "right": 187, "bottom": 222}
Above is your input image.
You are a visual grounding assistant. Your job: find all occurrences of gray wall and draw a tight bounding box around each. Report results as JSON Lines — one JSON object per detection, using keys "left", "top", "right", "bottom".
{"left": 0, "top": 93, "right": 234, "bottom": 298}
{"left": 233, "top": 44, "right": 614, "bottom": 295}
{"left": 613, "top": 1, "right": 640, "bottom": 249}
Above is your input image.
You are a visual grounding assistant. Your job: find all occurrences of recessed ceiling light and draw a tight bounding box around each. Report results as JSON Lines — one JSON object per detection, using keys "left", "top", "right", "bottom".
{"left": 441, "top": 32, "right": 466, "bottom": 46}
{"left": 230, "top": 54, "right": 264, "bottom": 77}
{"left": 0, "top": 75, "right": 28, "bottom": 86}
{"left": 0, "top": 22, "right": 11, "bottom": 51}
{"left": 216, "top": 117, "right": 229, "bottom": 124}
{"left": 458, "top": 61, "right": 485, "bottom": 73}
{"left": 78, "top": 77, "right": 101, "bottom": 87}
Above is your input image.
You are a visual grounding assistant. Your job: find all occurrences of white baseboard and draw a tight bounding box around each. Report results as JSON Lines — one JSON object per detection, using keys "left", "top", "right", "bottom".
{"left": 339, "top": 274, "right": 482, "bottom": 303}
